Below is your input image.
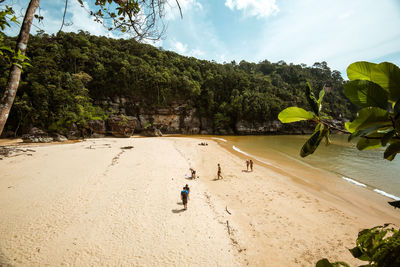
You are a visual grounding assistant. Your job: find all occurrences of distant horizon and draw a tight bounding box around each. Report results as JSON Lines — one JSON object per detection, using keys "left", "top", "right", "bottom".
{"left": 5, "top": 0, "right": 400, "bottom": 79}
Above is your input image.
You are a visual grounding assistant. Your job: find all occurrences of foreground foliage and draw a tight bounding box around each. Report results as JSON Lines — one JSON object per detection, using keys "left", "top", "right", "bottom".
{"left": 317, "top": 225, "right": 400, "bottom": 267}
{"left": 278, "top": 61, "right": 400, "bottom": 266}
{"left": 279, "top": 61, "right": 400, "bottom": 160}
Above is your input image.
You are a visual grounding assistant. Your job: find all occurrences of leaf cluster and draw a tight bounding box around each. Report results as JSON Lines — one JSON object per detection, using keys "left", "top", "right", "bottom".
{"left": 0, "top": 5, "right": 22, "bottom": 66}
{"left": 316, "top": 224, "right": 400, "bottom": 267}
{"left": 81, "top": 0, "right": 166, "bottom": 40}
{"left": 278, "top": 82, "right": 330, "bottom": 157}
{"left": 278, "top": 61, "right": 400, "bottom": 160}
{"left": 344, "top": 62, "right": 400, "bottom": 160}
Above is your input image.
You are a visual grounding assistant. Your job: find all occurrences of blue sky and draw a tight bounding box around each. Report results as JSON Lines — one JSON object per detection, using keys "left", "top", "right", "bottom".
{"left": 6, "top": 0, "right": 400, "bottom": 78}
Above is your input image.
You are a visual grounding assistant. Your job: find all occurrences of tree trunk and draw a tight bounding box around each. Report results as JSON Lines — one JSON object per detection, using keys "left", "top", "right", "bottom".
{"left": 0, "top": 0, "right": 40, "bottom": 136}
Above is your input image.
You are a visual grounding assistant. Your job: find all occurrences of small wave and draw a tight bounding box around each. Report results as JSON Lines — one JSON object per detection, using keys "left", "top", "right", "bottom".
{"left": 373, "top": 189, "right": 400, "bottom": 201}
{"left": 212, "top": 137, "right": 227, "bottom": 142}
{"left": 232, "top": 145, "right": 250, "bottom": 156}
{"left": 342, "top": 176, "right": 367, "bottom": 187}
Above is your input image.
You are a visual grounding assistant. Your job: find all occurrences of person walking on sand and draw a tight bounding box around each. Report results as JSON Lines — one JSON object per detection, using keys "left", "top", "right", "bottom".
{"left": 184, "top": 184, "right": 190, "bottom": 200}
{"left": 246, "top": 160, "right": 249, "bottom": 171}
{"left": 181, "top": 186, "right": 189, "bottom": 210}
{"left": 249, "top": 159, "right": 254, "bottom": 172}
{"left": 217, "top": 163, "right": 223, "bottom": 179}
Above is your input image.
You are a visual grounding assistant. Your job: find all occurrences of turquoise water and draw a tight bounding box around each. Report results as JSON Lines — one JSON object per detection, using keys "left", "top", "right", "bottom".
{"left": 214, "top": 135, "right": 400, "bottom": 199}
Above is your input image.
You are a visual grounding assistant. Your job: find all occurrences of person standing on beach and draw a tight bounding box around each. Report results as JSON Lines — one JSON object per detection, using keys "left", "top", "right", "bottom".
{"left": 249, "top": 159, "right": 253, "bottom": 172}
{"left": 217, "top": 163, "right": 223, "bottom": 179}
{"left": 181, "top": 187, "right": 189, "bottom": 210}
{"left": 184, "top": 184, "right": 190, "bottom": 200}
{"left": 246, "top": 160, "right": 249, "bottom": 171}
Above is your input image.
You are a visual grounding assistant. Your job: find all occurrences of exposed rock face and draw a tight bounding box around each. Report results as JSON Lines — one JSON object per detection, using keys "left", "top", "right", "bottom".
{"left": 49, "top": 96, "right": 343, "bottom": 138}
{"left": 107, "top": 115, "right": 140, "bottom": 137}
{"left": 139, "top": 114, "right": 180, "bottom": 133}
{"left": 67, "top": 123, "right": 81, "bottom": 140}
{"left": 182, "top": 109, "right": 201, "bottom": 134}
{"left": 85, "top": 120, "right": 106, "bottom": 135}
{"left": 141, "top": 127, "right": 163, "bottom": 137}
{"left": 235, "top": 120, "right": 316, "bottom": 135}
{"left": 22, "top": 127, "right": 53, "bottom": 143}
{"left": 52, "top": 133, "right": 68, "bottom": 142}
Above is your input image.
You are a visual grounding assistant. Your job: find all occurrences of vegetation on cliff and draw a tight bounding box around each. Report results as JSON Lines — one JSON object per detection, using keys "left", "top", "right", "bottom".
{"left": 0, "top": 31, "right": 355, "bottom": 136}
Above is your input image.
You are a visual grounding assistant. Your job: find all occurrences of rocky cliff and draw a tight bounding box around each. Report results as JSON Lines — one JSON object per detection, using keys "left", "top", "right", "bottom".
{"left": 20, "top": 96, "right": 343, "bottom": 142}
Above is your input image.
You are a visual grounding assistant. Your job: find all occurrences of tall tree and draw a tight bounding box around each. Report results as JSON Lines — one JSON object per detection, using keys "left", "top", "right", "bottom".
{"left": 0, "top": 0, "right": 39, "bottom": 135}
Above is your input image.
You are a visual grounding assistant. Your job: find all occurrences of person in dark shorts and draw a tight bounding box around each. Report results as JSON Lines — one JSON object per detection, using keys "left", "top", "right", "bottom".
{"left": 246, "top": 160, "right": 249, "bottom": 171}
{"left": 217, "top": 163, "right": 223, "bottom": 179}
{"left": 184, "top": 184, "right": 190, "bottom": 200}
{"left": 249, "top": 159, "right": 254, "bottom": 172}
{"left": 181, "top": 187, "right": 189, "bottom": 210}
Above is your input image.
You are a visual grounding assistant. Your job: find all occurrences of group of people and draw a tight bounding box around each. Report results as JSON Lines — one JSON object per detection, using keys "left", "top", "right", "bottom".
{"left": 246, "top": 159, "right": 254, "bottom": 172}
{"left": 179, "top": 161, "right": 254, "bottom": 210}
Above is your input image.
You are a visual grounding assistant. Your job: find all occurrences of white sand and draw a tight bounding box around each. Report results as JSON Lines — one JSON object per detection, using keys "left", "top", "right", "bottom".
{"left": 0, "top": 137, "right": 399, "bottom": 266}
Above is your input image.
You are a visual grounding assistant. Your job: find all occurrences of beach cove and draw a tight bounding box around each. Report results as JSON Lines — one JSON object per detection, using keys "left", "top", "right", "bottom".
{"left": 0, "top": 137, "right": 399, "bottom": 266}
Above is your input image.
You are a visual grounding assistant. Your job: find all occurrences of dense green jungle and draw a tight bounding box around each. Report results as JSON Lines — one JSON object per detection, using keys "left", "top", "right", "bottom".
{"left": 0, "top": 31, "right": 355, "bottom": 137}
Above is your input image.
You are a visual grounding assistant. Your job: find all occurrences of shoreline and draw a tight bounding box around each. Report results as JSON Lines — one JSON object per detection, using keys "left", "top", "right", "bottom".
{"left": 1, "top": 137, "right": 399, "bottom": 266}
{"left": 227, "top": 138, "right": 400, "bottom": 202}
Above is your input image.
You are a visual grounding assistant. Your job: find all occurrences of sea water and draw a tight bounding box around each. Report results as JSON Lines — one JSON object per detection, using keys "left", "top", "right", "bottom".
{"left": 215, "top": 135, "right": 400, "bottom": 200}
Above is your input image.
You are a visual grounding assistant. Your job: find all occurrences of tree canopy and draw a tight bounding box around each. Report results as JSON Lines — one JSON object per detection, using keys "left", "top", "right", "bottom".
{"left": 1, "top": 31, "right": 355, "bottom": 136}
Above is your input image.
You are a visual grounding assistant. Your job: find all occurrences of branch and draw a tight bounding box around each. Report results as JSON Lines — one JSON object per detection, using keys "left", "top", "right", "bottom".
{"left": 58, "top": 0, "right": 68, "bottom": 33}
{"left": 225, "top": 206, "right": 231, "bottom": 215}
{"left": 175, "top": 0, "right": 182, "bottom": 18}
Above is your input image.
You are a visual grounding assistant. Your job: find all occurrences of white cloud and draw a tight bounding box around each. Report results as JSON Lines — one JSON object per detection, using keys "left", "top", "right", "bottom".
{"left": 173, "top": 40, "right": 188, "bottom": 54}
{"left": 224, "top": 0, "right": 279, "bottom": 19}
{"left": 254, "top": 0, "right": 400, "bottom": 76}
{"left": 170, "top": 39, "right": 205, "bottom": 58}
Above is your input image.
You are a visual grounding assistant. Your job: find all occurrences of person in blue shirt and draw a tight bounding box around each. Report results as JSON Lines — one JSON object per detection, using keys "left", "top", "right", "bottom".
{"left": 181, "top": 187, "right": 189, "bottom": 210}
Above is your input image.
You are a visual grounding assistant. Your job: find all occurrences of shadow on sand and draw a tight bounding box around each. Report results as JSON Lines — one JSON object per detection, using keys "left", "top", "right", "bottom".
{"left": 172, "top": 208, "right": 186, "bottom": 213}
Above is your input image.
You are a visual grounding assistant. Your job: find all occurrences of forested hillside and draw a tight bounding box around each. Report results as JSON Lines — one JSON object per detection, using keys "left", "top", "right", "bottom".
{"left": 0, "top": 31, "right": 355, "bottom": 137}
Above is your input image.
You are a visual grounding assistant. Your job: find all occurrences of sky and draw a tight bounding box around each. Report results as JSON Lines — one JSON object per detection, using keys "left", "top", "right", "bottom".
{"left": 5, "top": 0, "right": 400, "bottom": 78}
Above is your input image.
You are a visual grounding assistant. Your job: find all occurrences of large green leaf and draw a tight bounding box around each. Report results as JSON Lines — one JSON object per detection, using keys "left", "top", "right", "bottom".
{"left": 347, "top": 61, "right": 400, "bottom": 102}
{"left": 343, "top": 80, "right": 388, "bottom": 109}
{"left": 347, "top": 125, "right": 382, "bottom": 141}
{"left": 278, "top": 107, "right": 314, "bottom": 123}
{"left": 305, "top": 82, "right": 319, "bottom": 115}
{"left": 345, "top": 107, "right": 389, "bottom": 133}
{"left": 394, "top": 101, "right": 400, "bottom": 119}
{"left": 317, "top": 89, "right": 325, "bottom": 112}
{"left": 384, "top": 142, "right": 400, "bottom": 161}
{"left": 347, "top": 61, "right": 376, "bottom": 81}
{"left": 356, "top": 138, "right": 382, "bottom": 150}
{"left": 372, "top": 62, "right": 400, "bottom": 102}
{"left": 300, "top": 126, "right": 328, "bottom": 157}
{"left": 381, "top": 130, "right": 395, "bottom": 146}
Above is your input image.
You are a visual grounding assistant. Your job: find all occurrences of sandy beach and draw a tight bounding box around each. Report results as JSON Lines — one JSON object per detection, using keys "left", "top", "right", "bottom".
{"left": 1, "top": 137, "right": 399, "bottom": 266}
